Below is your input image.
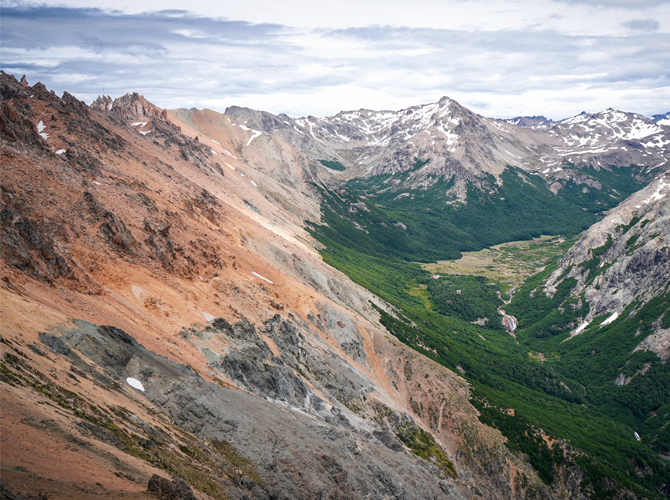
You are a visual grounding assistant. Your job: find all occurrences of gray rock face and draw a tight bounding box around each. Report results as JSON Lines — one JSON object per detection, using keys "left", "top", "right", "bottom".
{"left": 42, "top": 318, "right": 469, "bottom": 499}
{"left": 542, "top": 172, "right": 670, "bottom": 336}
{"left": 33, "top": 296, "right": 595, "bottom": 500}
{"left": 501, "top": 116, "right": 554, "bottom": 129}
{"left": 651, "top": 112, "right": 670, "bottom": 124}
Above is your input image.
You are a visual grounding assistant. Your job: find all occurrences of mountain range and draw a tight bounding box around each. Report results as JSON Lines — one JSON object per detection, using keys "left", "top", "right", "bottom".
{"left": 1, "top": 70, "right": 669, "bottom": 499}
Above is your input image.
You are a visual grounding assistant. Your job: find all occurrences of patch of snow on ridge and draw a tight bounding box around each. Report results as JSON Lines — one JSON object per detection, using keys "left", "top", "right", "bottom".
{"left": 333, "top": 129, "right": 351, "bottom": 142}
{"left": 435, "top": 124, "right": 458, "bottom": 145}
{"left": 562, "top": 113, "right": 591, "bottom": 125}
{"left": 572, "top": 321, "right": 590, "bottom": 337}
{"left": 642, "top": 178, "right": 669, "bottom": 205}
{"left": 600, "top": 312, "right": 619, "bottom": 326}
{"left": 625, "top": 120, "right": 663, "bottom": 140}
{"left": 131, "top": 122, "right": 147, "bottom": 127}
{"left": 126, "top": 378, "right": 144, "bottom": 391}
{"left": 203, "top": 312, "right": 216, "bottom": 322}
{"left": 212, "top": 139, "right": 220, "bottom": 144}
{"left": 225, "top": 162, "right": 235, "bottom": 170}
{"left": 55, "top": 149, "right": 66, "bottom": 155}
{"left": 37, "top": 120, "right": 48, "bottom": 140}
{"left": 246, "top": 130, "right": 262, "bottom": 147}
{"left": 251, "top": 272, "right": 273, "bottom": 284}
{"left": 308, "top": 122, "right": 325, "bottom": 144}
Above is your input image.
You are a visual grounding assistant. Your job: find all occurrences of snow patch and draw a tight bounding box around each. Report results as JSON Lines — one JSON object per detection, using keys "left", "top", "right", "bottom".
{"left": 203, "top": 312, "right": 216, "bottom": 322}
{"left": 435, "top": 123, "right": 458, "bottom": 145}
{"left": 131, "top": 122, "right": 147, "bottom": 127}
{"left": 251, "top": 181, "right": 257, "bottom": 187}
{"left": 246, "top": 130, "right": 262, "bottom": 147}
{"left": 211, "top": 149, "right": 217, "bottom": 155}
{"left": 212, "top": 139, "right": 220, "bottom": 144}
{"left": 251, "top": 271, "right": 273, "bottom": 284}
{"left": 641, "top": 178, "right": 669, "bottom": 205}
{"left": 55, "top": 149, "right": 66, "bottom": 155}
{"left": 126, "top": 378, "right": 144, "bottom": 391}
{"left": 308, "top": 122, "right": 324, "bottom": 144}
{"left": 600, "top": 312, "right": 619, "bottom": 326}
{"left": 225, "top": 162, "right": 235, "bottom": 171}
{"left": 573, "top": 321, "right": 590, "bottom": 336}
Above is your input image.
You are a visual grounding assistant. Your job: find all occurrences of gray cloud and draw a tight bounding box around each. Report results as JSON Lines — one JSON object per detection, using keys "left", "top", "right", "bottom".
{"left": 1, "top": 4, "right": 668, "bottom": 119}
{"left": 622, "top": 19, "right": 660, "bottom": 31}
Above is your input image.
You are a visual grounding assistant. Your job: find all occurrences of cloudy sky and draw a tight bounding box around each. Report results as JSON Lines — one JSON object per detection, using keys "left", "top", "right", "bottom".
{"left": 1, "top": 0, "right": 669, "bottom": 119}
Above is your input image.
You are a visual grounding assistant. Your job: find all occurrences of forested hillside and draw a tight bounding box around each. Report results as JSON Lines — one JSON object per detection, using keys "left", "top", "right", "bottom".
{"left": 307, "top": 164, "right": 670, "bottom": 499}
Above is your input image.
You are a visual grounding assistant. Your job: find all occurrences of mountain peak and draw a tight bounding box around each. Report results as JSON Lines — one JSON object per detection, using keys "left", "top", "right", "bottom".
{"left": 91, "top": 92, "right": 168, "bottom": 121}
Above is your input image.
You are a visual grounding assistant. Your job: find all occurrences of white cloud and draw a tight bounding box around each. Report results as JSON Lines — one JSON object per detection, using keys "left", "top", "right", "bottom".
{"left": 1, "top": 2, "right": 668, "bottom": 119}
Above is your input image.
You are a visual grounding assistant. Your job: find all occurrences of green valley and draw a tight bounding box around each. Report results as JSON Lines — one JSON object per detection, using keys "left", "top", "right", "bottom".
{"left": 307, "top": 163, "right": 670, "bottom": 498}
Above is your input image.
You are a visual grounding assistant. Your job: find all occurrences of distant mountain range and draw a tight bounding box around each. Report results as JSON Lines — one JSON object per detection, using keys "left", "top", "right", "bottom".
{"left": 225, "top": 99, "right": 668, "bottom": 189}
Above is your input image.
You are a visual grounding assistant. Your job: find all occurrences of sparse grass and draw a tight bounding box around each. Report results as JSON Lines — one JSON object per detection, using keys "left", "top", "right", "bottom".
{"left": 212, "top": 438, "right": 264, "bottom": 487}
{"left": 407, "top": 282, "right": 433, "bottom": 311}
{"left": 422, "top": 235, "right": 571, "bottom": 295}
{"left": 396, "top": 423, "right": 457, "bottom": 478}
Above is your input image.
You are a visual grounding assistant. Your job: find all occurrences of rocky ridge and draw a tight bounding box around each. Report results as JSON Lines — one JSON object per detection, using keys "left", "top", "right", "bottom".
{"left": 652, "top": 112, "right": 670, "bottom": 125}
{"left": 225, "top": 99, "right": 669, "bottom": 204}
{"left": 541, "top": 171, "right": 669, "bottom": 341}
{"left": 501, "top": 116, "right": 554, "bottom": 129}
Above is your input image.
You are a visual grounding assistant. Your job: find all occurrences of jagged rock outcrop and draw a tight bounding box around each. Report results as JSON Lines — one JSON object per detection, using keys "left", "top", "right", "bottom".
{"left": 147, "top": 475, "right": 197, "bottom": 500}
{"left": 91, "top": 92, "right": 168, "bottom": 122}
